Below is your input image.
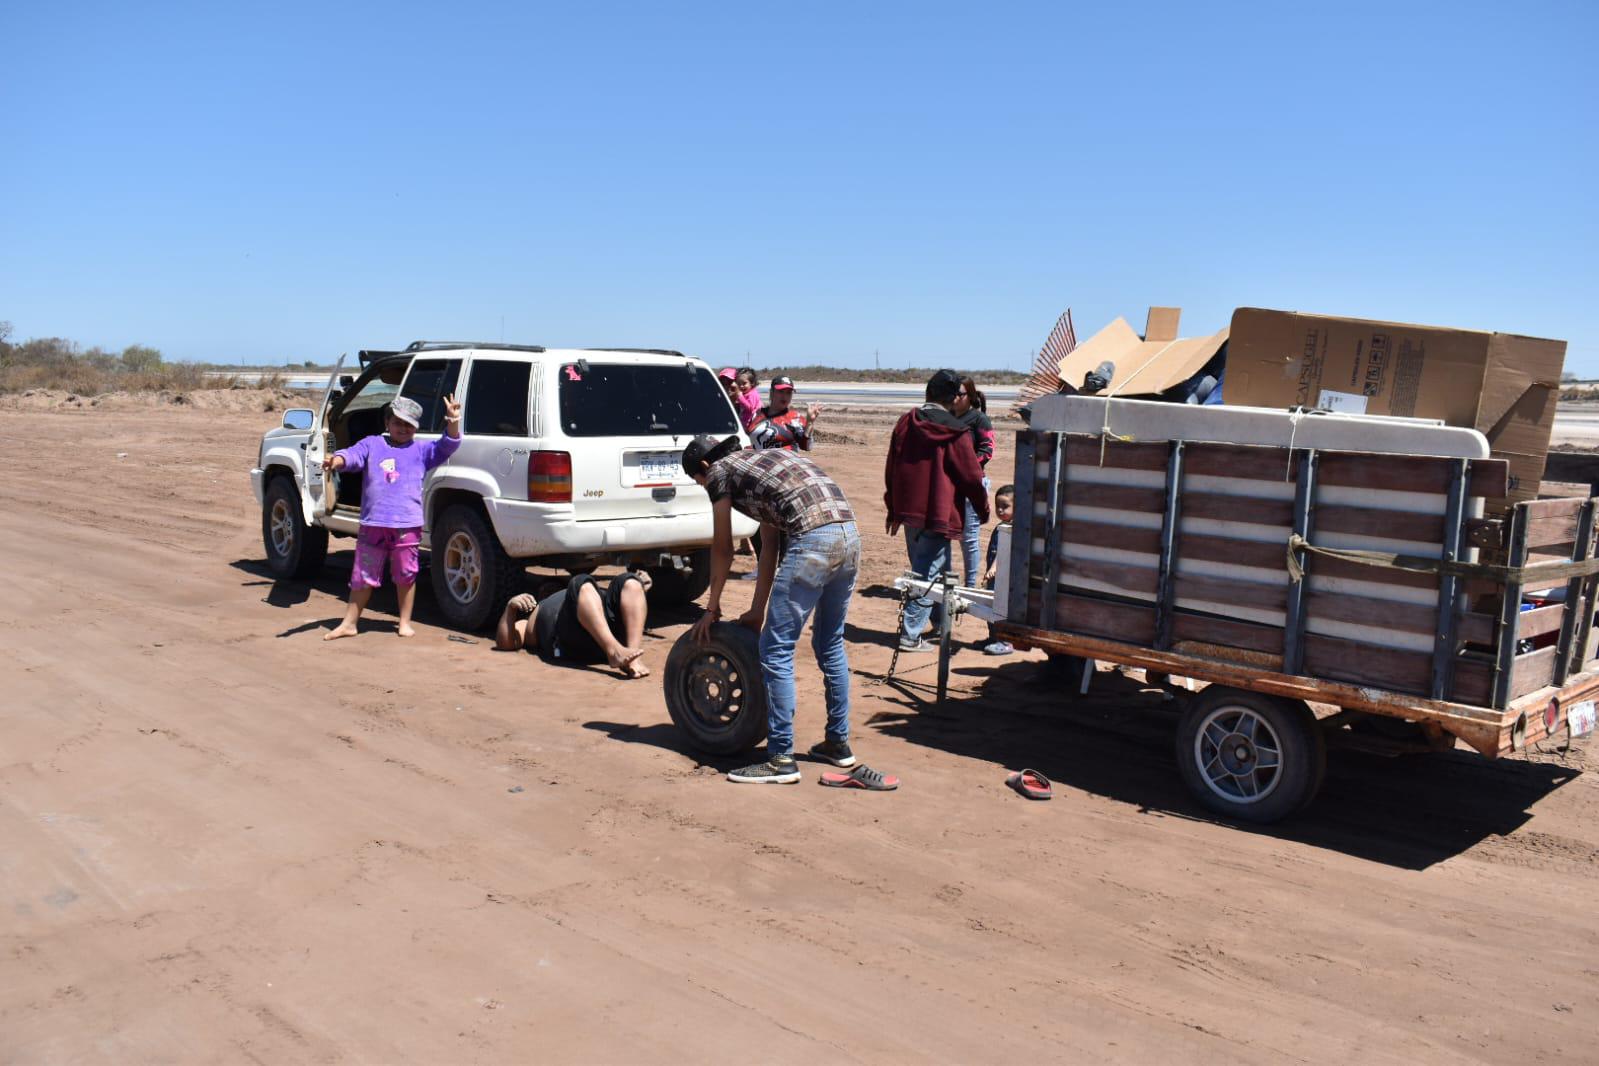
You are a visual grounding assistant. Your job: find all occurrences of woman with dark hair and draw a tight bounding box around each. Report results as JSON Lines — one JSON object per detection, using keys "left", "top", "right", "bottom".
{"left": 953, "top": 376, "right": 995, "bottom": 589}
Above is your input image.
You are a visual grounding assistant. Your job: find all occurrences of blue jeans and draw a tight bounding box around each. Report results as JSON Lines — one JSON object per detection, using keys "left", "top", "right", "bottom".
{"left": 760, "top": 521, "right": 860, "bottom": 758}
{"left": 959, "top": 476, "right": 990, "bottom": 587}
{"left": 901, "top": 525, "right": 952, "bottom": 644}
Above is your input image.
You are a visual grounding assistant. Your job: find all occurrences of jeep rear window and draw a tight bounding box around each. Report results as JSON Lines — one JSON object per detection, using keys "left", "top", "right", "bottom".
{"left": 557, "top": 363, "right": 738, "bottom": 437}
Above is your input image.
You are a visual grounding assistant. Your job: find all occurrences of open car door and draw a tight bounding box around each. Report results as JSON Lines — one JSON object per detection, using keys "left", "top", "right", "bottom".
{"left": 304, "top": 354, "right": 347, "bottom": 517}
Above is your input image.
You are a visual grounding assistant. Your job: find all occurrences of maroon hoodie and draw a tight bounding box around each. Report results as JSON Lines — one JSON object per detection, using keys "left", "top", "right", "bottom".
{"left": 885, "top": 403, "right": 991, "bottom": 538}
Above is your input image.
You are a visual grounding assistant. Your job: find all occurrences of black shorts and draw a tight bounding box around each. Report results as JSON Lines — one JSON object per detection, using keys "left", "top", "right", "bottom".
{"left": 532, "top": 573, "right": 643, "bottom": 665}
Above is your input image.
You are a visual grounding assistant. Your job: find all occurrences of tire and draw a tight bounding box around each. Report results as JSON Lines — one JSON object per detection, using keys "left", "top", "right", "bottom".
{"left": 663, "top": 622, "right": 768, "bottom": 755}
{"left": 262, "top": 475, "right": 328, "bottom": 579}
{"left": 429, "top": 503, "right": 519, "bottom": 631}
{"left": 646, "top": 549, "right": 713, "bottom": 608}
{"left": 1175, "top": 687, "right": 1326, "bottom": 824}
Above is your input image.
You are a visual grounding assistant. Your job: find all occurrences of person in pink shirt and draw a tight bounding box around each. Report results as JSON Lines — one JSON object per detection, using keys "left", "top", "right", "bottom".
{"left": 322, "top": 393, "right": 462, "bottom": 640}
{"left": 734, "top": 366, "right": 763, "bottom": 431}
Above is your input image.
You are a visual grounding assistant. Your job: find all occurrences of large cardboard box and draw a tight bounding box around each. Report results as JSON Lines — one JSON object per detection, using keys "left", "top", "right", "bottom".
{"left": 1225, "top": 308, "right": 1566, "bottom": 504}
{"left": 1057, "top": 307, "right": 1227, "bottom": 398}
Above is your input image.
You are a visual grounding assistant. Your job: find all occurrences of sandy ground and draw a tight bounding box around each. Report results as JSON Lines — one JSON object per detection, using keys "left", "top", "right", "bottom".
{"left": 3, "top": 391, "right": 1598, "bottom": 1063}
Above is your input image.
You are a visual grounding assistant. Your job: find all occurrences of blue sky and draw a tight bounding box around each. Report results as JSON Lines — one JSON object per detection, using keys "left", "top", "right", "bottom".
{"left": 3, "top": 1, "right": 1596, "bottom": 372}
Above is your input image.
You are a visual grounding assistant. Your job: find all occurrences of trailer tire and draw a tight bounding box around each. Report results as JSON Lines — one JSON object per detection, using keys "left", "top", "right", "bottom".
{"left": 663, "top": 622, "right": 768, "bottom": 755}
{"left": 1176, "top": 688, "right": 1325, "bottom": 824}
{"left": 262, "top": 475, "right": 328, "bottom": 579}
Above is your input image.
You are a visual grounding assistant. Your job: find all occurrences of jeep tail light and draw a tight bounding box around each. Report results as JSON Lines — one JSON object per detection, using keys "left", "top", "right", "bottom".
{"left": 528, "top": 451, "right": 573, "bottom": 503}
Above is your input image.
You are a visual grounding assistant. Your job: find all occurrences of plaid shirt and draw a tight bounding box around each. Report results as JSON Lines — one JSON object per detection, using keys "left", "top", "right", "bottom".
{"left": 704, "top": 448, "right": 854, "bottom": 536}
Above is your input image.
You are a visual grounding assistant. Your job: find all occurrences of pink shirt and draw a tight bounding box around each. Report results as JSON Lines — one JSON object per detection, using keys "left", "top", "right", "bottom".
{"left": 735, "top": 388, "right": 763, "bottom": 431}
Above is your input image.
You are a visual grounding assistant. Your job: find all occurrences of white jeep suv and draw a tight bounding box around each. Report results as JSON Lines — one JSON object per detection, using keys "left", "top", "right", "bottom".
{"left": 251, "top": 341, "right": 757, "bottom": 628}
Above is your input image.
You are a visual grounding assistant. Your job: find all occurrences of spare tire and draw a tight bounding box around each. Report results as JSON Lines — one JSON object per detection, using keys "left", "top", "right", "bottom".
{"left": 663, "top": 622, "right": 768, "bottom": 754}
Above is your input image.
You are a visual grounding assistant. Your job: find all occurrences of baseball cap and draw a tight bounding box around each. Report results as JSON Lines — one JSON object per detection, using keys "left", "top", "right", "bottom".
{"left": 681, "top": 433, "right": 742, "bottom": 477}
{"left": 770, "top": 375, "right": 795, "bottom": 391}
{"left": 389, "top": 396, "right": 423, "bottom": 428}
{"left": 717, "top": 366, "right": 738, "bottom": 382}
{"left": 925, "top": 368, "right": 962, "bottom": 403}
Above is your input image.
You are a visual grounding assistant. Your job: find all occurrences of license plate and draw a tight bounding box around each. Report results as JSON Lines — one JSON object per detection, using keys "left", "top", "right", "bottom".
{"left": 1569, "top": 701, "right": 1596, "bottom": 738}
{"left": 636, "top": 451, "right": 678, "bottom": 485}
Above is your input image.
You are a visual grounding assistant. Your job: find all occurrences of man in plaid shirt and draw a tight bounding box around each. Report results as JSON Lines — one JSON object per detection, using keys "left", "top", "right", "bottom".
{"left": 685, "top": 434, "right": 861, "bottom": 784}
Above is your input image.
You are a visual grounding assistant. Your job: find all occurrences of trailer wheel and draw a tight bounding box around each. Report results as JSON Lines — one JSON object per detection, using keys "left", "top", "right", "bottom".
{"left": 663, "top": 622, "right": 768, "bottom": 755}
{"left": 1175, "top": 688, "right": 1325, "bottom": 824}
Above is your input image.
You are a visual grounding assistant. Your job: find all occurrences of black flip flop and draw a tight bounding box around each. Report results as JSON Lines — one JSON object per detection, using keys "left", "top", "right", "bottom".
{"left": 1006, "top": 769, "right": 1052, "bottom": 801}
{"left": 820, "top": 765, "right": 899, "bottom": 791}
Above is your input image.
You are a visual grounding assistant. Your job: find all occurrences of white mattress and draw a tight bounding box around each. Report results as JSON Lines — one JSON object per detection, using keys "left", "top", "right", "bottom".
{"left": 1026, "top": 395, "right": 1490, "bottom": 459}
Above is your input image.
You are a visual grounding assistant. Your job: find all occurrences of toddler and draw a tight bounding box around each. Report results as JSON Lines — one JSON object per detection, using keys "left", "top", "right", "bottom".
{"left": 323, "top": 393, "right": 462, "bottom": 639}
{"left": 981, "top": 484, "right": 1015, "bottom": 655}
{"left": 734, "top": 367, "right": 763, "bottom": 431}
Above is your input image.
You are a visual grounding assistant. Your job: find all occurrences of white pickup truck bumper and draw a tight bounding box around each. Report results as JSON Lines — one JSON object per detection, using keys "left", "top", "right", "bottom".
{"left": 484, "top": 498, "right": 757, "bottom": 558}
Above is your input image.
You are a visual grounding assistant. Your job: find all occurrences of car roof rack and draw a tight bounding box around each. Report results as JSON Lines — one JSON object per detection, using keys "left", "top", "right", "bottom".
{"left": 580, "top": 347, "right": 687, "bottom": 358}
{"left": 402, "top": 340, "right": 549, "bottom": 354}
{"left": 357, "top": 348, "right": 403, "bottom": 366}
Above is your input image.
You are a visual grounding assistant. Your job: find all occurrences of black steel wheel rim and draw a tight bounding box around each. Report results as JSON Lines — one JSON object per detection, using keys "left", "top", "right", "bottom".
{"left": 677, "top": 649, "right": 748, "bottom": 733}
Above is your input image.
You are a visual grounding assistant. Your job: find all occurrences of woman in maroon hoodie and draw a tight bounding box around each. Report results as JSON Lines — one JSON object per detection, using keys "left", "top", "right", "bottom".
{"left": 884, "top": 369, "right": 990, "bottom": 652}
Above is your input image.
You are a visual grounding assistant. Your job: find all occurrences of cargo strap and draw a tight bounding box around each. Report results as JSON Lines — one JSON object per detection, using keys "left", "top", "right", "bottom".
{"left": 1286, "top": 534, "right": 1599, "bottom": 586}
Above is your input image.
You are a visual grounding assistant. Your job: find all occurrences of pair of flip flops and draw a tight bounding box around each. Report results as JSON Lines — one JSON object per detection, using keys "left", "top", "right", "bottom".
{"left": 1006, "top": 769, "right": 1052, "bottom": 801}
{"left": 819, "top": 765, "right": 899, "bottom": 791}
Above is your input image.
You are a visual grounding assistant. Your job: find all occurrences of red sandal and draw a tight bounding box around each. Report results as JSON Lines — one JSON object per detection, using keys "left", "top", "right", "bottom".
{"left": 819, "top": 765, "right": 899, "bottom": 791}
{"left": 1006, "top": 769, "right": 1052, "bottom": 801}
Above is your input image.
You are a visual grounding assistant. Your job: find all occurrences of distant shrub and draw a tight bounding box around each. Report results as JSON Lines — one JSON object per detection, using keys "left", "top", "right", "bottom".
{"left": 0, "top": 334, "right": 207, "bottom": 394}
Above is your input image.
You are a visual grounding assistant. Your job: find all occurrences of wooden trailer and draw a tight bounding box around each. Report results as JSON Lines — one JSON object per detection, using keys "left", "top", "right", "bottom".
{"left": 992, "top": 396, "right": 1599, "bottom": 822}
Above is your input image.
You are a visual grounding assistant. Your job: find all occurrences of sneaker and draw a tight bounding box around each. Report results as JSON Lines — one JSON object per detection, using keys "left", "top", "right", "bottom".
{"left": 897, "top": 637, "right": 936, "bottom": 653}
{"left": 727, "top": 756, "right": 801, "bottom": 784}
{"left": 807, "top": 738, "right": 857, "bottom": 767}
{"left": 983, "top": 640, "right": 1015, "bottom": 656}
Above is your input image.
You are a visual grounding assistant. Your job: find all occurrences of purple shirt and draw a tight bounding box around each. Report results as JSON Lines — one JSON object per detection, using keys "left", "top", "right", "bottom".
{"left": 335, "top": 433, "right": 461, "bottom": 528}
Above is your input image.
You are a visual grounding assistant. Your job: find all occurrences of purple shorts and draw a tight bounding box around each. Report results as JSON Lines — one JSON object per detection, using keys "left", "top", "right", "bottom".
{"left": 351, "top": 525, "right": 422, "bottom": 589}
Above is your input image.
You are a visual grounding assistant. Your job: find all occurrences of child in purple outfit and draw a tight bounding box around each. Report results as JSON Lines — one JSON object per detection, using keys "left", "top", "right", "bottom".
{"left": 322, "top": 393, "right": 462, "bottom": 639}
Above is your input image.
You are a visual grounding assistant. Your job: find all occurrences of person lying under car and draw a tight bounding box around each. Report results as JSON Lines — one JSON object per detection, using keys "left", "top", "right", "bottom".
{"left": 493, "top": 571, "right": 652, "bottom": 679}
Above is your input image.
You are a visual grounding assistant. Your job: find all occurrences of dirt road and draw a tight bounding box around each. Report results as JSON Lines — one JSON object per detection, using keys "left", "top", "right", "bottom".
{"left": 3, "top": 394, "right": 1596, "bottom": 1062}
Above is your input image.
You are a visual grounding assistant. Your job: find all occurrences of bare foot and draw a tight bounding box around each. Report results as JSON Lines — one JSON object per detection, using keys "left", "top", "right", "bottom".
{"left": 624, "top": 658, "right": 651, "bottom": 679}
{"left": 397, "top": 624, "right": 417, "bottom": 638}
{"left": 607, "top": 646, "right": 645, "bottom": 676}
{"left": 323, "top": 622, "right": 359, "bottom": 641}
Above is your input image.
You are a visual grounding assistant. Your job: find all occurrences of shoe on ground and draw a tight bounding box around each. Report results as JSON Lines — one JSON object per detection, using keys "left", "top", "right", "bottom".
{"left": 728, "top": 756, "right": 801, "bottom": 784}
{"left": 983, "top": 640, "right": 1015, "bottom": 656}
{"left": 808, "top": 738, "right": 857, "bottom": 767}
{"left": 897, "top": 637, "right": 936, "bottom": 653}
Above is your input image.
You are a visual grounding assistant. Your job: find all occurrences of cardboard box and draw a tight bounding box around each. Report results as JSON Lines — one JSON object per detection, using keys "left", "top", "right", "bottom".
{"left": 1057, "top": 307, "right": 1227, "bottom": 398}
{"left": 1225, "top": 308, "right": 1566, "bottom": 504}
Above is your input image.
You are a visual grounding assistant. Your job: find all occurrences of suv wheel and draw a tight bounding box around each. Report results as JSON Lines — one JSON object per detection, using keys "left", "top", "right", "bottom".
{"left": 262, "top": 476, "right": 328, "bottom": 578}
{"left": 647, "top": 549, "right": 713, "bottom": 607}
{"left": 429, "top": 504, "right": 518, "bottom": 630}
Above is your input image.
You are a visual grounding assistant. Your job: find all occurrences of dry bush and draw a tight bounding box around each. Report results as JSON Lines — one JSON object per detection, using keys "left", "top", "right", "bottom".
{"left": 0, "top": 348, "right": 208, "bottom": 396}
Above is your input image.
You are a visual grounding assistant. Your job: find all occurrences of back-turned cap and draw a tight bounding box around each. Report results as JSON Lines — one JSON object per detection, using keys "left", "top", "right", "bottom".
{"left": 682, "top": 433, "right": 742, "bottom": 478}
